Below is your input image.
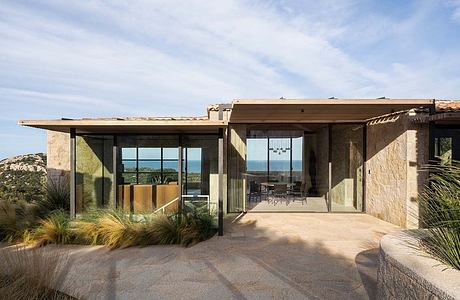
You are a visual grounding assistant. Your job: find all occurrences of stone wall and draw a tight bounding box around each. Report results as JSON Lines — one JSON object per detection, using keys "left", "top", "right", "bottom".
{"left": 366, "top": 112, "right": 429, "bottom": 228}
{"left": 47, "top": 130, "right": 70, "bottom": 181}
{"left": 378, "top": 231, "right": 460, "bottom": 300}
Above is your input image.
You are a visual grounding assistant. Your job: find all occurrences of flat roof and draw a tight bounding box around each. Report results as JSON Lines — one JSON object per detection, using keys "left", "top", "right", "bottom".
{"left": 229, "top": 98, "right": 434, "bottom": 123}
{"left": 18, "top": 118, "right": 227, "bottom": 134}
{"left": 21, "top": 98, "right": 460, "bottom": 132}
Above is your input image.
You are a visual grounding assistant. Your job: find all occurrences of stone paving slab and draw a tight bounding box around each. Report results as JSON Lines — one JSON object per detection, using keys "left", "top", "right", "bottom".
{"left": 58, "top": 213, "right": 400, "bottom": 300}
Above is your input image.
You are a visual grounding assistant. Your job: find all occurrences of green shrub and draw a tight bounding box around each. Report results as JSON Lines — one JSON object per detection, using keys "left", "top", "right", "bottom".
{"left": 420, "top": 162, "right": 460, "bottom": 270}
{"left": 176, "top": 207, "right": 216, "bottom": 246}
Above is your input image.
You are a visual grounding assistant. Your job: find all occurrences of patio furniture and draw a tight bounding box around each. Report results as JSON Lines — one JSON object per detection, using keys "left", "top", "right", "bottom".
{"left": 249, "top": 181, "right": 262, "bottom": 202}
{"left": 273, "top": 183, "right": 288, "bottom": 198}
{"left": 291, "top": 181, "right": 305, "bottom": 197}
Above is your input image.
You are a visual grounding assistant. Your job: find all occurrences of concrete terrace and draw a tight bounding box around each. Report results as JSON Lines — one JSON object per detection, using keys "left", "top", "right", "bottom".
{"left": 55, "top": 213, "right": 401, "bottom": 300}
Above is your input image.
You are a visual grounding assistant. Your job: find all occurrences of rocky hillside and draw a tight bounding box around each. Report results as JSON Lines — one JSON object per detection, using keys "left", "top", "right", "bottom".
{"left": 0, "top": 153, "right": 47, "bottom": 202}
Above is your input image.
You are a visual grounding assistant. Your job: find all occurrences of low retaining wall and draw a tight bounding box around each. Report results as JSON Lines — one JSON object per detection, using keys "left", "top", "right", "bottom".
{"left": 378, "top": 230, "right": 460, "bottom": 300}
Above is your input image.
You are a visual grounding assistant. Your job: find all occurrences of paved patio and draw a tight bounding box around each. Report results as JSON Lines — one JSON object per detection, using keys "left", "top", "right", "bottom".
{"left": 60, "top": 213, "right": 400, "bottom": 300}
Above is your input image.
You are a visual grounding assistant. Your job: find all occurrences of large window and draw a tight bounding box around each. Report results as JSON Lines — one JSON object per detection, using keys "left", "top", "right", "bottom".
{"left": 184, "top": 148, "right": 202, "bottom": 195}
{"left": 238, "top": 124, "right": 364, "bottom": 213}
{"left": 268, "top": 138, "right": 291, "bottom": 183}
{"left": 246, "top": 133, "right": 303, "bottom": 184}
{"left": 121, "top": 147, "right": 179, "bottom": 184}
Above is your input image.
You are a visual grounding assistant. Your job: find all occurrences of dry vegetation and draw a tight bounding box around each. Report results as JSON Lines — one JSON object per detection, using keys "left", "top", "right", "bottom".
{"left": 0, "top": 246, "right": 78, "bottom": 300}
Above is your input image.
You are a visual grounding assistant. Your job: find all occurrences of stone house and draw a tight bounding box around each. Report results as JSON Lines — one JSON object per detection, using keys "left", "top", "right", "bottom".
{"left": 19, "top": 99, "right": 460, "bottom": 234}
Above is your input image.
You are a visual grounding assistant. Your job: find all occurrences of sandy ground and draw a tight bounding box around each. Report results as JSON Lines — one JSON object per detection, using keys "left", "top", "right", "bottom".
{"left": 53, "top": 213, "right": 400, "bottom": 300}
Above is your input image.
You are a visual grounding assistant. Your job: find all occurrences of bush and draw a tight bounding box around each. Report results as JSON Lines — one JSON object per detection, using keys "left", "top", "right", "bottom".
{"left": 143, "top": 213, "right": 180, "bottom": 245}
{"left": 40, "top": 177, "right": 70, "bottom": 215}
{"left": 0, "top": 200, "right": 40, "bottom": 242}
{"left": 0, "top": 246, "right": 77, "bottom": 300}
{"left": 33, "top": 210, "right": 72, "bottom": 246}
{"left": 0, "top": 201, "right": 216, "bottom": 249}
{"left": 75, "top": 207, "right": 216, "bottom": 249}
{"left": 94, "top": 211, "right": 143, "bottom": 249}
{"left": 420, "top": 162, "right": 460, "bottom": 270}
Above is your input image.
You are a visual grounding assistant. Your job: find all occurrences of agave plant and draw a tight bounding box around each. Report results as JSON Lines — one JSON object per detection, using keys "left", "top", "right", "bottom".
{"left": 419, "top": 162, "right": 460, "bottom": 270}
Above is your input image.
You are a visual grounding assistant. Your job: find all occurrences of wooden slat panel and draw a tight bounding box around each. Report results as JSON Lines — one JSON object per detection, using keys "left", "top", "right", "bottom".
{"left": 133, "top": 185, "right": 154, "bottom": 212}
{"left": 154, "top": 184, "right": 179, "bottom": 213}
{"left": 118, "top": 185, "right": 132, "bottom": 212}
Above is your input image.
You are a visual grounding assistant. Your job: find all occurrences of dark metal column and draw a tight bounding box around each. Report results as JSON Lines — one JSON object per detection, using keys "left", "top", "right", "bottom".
{"left": 362, "top": 124, "right": 367, "bottom": 213}
{"left": 327, "top": 124, "right": 332, "bottom": 212}
{"left": 289, "top": 137, "right": 293, "bottom": 183}
{"left": 112, "top": 134, "right": 118, "bottom": 209}
{"left": 178, "top": 135, "right": 183, "bottom": 212}
{"left": 70, "top": 128, "right": 76, "bottom": 218}
{"left": 428, "top": 100, "right": 436, "bottom": 162}
{"left": 218, "top": 128, "right": 224, "bottom": 236}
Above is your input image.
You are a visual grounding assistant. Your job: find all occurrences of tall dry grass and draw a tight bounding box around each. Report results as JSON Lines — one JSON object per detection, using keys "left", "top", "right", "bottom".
{"left": 33, "top": 210, "right": 72, "bottom": 246}
{"left": 0, "top": 200, "right": 40, "bottom": 242}
{"left": 0, "top": 246, "right": 78, "bottom": 300}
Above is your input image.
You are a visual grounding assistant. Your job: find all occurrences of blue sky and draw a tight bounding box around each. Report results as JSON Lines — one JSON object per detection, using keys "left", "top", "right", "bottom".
{"left": 1, "top": 0, "right": 460, "bottom": 159}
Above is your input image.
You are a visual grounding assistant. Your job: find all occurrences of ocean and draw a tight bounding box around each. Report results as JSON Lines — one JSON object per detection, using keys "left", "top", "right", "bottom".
{"left": 247, "top": 160, "right": 302, "bottom": 171}
{"left": 125, "top": 160, "right": 302, "bottom": 172}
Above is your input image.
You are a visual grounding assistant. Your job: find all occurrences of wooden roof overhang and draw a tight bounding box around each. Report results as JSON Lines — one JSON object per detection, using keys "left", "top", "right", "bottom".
{"left": 229, "top": 99, "right": 435, "bottom": 123}
{"left": 18, "top": 119, "right": 228, "bottom": 134}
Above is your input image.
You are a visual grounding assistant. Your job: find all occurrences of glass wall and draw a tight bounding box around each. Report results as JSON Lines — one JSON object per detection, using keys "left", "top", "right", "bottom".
{"left": 243, "top": 124, "right": 329, "bottom": 212}
{"left": 120, "top": 147, "right": 178, "bottom": 184}
{"left": 76, "top": 135, "right": 114, "bottom": 213}
{"left": 330, "top": 124, "right": 364, "bottom": 212}
{"left": 183, "top": 135, "right": 219, "bottom": 215}
{"left": 268, "top": 138, "right": 291, "bottom": 183}
{"left": 115, "top": 134, "right": 219, "bottom": 218}
{"left": 227, "top": 123, "right": 364, "bottom": 213}
{"left": 228, "top": 125, "right": 247, "bottom": 212}
{"left": 246, "top": 138, "right": 268, "bottom": 184}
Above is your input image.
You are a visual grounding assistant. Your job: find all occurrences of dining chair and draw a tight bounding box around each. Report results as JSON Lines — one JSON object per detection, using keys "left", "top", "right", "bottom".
{"left": 249, "top": 181, "right": 261, "bottom": 202}
{"left": 273, "top": 183, "right": 288, "bottom": 198}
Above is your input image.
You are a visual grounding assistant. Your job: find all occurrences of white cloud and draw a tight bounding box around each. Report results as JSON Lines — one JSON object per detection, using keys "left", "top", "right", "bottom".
{"left": 447, "top": 0, "right": 460, "bottom": 22}
{"left": 0, "top": 0, "right": 460, "bottom": 158}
